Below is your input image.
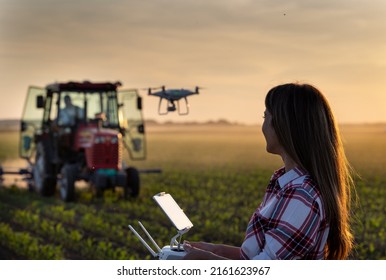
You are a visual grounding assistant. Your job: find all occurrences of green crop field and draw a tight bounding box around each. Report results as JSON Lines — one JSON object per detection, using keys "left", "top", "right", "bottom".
{"left": 0, "top": 124, "right": 385, "bottom": 259}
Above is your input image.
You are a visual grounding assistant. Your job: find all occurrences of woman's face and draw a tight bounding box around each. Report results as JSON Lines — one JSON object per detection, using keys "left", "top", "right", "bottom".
{"left": 262, "top": 109, "right": 282, "bottom": 155}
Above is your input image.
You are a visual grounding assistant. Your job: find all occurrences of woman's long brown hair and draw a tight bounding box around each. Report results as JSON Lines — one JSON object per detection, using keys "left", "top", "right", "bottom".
{"left": 265, "top": 83, "right": 354, "bottom": 259}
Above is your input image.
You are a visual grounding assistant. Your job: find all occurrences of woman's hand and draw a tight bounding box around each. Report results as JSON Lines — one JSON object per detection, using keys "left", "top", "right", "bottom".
{"left": 182, "top": 241, "right": 224, "bottom": 260}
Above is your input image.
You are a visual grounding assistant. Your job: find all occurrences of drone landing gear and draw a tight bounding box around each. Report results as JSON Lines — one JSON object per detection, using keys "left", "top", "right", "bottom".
{"left": 158, "top": 98, "right": 189, "bottom": 115}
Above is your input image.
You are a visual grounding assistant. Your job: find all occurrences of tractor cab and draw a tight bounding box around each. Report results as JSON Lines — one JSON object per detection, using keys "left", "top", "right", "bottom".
{"left": 20, "top": 81, "right": 146, "bottom": 201}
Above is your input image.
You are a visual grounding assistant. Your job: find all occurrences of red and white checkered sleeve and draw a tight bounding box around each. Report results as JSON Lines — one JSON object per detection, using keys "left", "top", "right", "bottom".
{"left": 251, "top": 186, "right": 324, "bottom": 259}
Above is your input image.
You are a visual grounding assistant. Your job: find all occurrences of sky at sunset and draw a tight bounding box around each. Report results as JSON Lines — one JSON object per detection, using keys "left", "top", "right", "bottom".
{"left": 1, "top": 0, "right": 385, "bottom": 125}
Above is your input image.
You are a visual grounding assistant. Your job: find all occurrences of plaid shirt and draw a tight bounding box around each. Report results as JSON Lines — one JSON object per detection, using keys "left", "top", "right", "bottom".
{"left": 240, "top": 167, "right": 329, "bottom": 260}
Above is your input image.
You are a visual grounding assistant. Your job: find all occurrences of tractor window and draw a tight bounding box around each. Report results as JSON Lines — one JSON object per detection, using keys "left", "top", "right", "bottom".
{"left": 20, "top": 86, "right": 46, "bottom": 159}
{"left": 86, "top": 92, "right": 119, "bottom": 127}
{"left": 57, "top": 92, "right": 84, "bottom": 126}
{"left": 86, "top": 93, "right": 102, "bottom": 121}
{"left": 104, "top": 92, "right": 119, "bottom": 127}
{"left": 49, "top": 94, "right": 59, "bottom": 122}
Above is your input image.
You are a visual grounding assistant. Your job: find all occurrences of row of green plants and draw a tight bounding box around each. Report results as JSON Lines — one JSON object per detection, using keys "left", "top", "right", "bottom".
{"left": 0, "top": 188, "right": 144, "bottom": 259}
{"left": 0, "top": 222, "right": 64, "bottom": 259}
{"left": 351, "top": 176, "right": 385, "bottom": 259}
{"left": 0, "top": 168, "right": 385, "bottom": 260}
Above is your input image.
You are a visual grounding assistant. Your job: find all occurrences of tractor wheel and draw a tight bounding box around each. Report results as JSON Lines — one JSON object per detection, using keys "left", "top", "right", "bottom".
{"left": 59, "top": 163, "right": 77, "bottom": 202}
{"left": 33, "top": 141, "right": 57, "bottom": 196}
{"left": 124, "top": 167, "right": 140, "bottom": 199}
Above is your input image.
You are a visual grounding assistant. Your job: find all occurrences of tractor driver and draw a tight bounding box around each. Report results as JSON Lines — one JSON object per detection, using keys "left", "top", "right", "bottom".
{"left": 58, "top": 95, "right": 84, "bottom": 126}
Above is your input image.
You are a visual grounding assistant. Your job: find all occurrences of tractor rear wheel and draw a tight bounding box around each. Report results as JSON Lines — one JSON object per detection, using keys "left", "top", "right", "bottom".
{"left": 59, "top": 163, "right": 77, "bottom": 202}
{"left": 124, "top": 167, "right": 140, "bottom": 199}
{"left": 33, "top": 141, "right": 57, "bottom": 196}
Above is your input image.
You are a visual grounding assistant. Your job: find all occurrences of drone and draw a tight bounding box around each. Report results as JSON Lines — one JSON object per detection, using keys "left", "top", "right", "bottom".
{"left": 147, "top": 86, "right": 201, "bottom": 115}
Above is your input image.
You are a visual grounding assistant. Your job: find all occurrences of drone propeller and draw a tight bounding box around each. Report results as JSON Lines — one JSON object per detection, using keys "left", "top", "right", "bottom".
{"left": 193, "top": 86, "right": 205, "bottom": 94}
{"left": 144, "top": 86, "right": 166, "bottom": 95}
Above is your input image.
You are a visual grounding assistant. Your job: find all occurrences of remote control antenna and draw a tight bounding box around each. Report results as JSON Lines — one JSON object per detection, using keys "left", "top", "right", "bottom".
{"left": 138, "top": 221, "right": 163, "bottom": 253}
{"left": 128, "top": 223, "right": 159, "bottom": 257}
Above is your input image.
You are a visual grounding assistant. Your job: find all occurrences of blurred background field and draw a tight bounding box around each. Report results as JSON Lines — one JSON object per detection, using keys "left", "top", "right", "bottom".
{"left": 0, "top": 122, "right": 385, "bottom": 259}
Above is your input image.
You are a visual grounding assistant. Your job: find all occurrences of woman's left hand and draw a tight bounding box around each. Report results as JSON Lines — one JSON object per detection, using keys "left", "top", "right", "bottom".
{"left": 182, "top": 241, "right": 222, "bottom": 260}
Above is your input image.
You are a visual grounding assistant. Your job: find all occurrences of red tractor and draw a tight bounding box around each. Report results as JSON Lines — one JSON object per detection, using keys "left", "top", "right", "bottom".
{"left": 19, "top": 81, "right": 147, "bottom": 201}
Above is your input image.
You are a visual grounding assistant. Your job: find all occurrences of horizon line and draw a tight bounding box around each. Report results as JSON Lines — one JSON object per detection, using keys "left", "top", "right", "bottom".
{"left": 0, "top": 118, "right": 385, "bottom": 127}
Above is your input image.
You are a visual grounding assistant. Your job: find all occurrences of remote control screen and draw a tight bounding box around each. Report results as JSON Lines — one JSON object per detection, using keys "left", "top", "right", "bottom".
{"left": 153, "top": 193, "right": 193, "bottom": 231}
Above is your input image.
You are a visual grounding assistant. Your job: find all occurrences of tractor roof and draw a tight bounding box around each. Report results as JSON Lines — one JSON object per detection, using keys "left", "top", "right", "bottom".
{"left": 46, "top": 81, "right": 122, "bottom": 93}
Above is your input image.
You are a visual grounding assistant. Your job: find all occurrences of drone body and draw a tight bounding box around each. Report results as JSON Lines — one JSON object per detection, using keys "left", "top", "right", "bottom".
{"left": 148, "top": 86, "right": 200, "bottom": 115}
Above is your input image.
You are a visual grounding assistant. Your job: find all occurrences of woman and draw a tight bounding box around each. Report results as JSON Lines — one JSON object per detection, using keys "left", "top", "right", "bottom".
{"left": 183, "top": 83, "right": 355, "bottom": 260}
